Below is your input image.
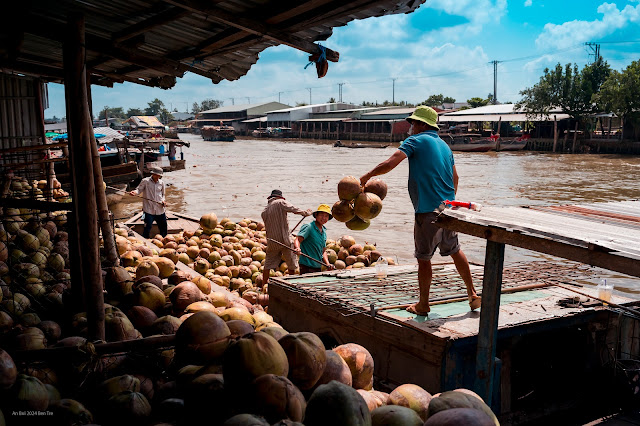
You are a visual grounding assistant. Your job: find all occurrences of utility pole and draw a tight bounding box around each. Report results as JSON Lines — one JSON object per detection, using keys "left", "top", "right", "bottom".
{"left": 585, "top": 42, "right": 601, "bottom": 63}
{"left": 229, "top": 97, "right": 235, "bottom": 105}
{"left": 278, "top": 92, "right": 283, "bottom": 103}
{"left": 307, "top": 88, "right": 312, "bottom": 105}
{"left": 338, "top": 83, "right": 345, "bottom": 103}
{"left": 391, "top": 78, "right": 397, "bottom": 104}
{"left": 490, "top": 60, "right": 501, "bottom": 105}
{"left": 246, "top": 97, "right": 250, "bottom": 104}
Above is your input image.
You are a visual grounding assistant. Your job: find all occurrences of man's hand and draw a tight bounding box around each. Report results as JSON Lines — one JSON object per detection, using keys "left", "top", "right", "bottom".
{"left": 162, "top": 201, "right": 167, "bottom": 207}
{"left": 360, "top": 174, "right": 371, "bottom": 187}
{"left": 128, "top": 191, "right": 136, "bottom": 196}
{"left": 294, "top": 247, "right": 302, "bottom": 255}
{"left": 326, "top": 263, "right": 335, "bottom": 271}
{"left": 304, "top": 209, "right": 313, "bottom": 216}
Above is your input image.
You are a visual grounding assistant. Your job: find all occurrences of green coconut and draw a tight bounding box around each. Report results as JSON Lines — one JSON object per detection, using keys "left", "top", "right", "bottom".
{"left": 200, "top": 212, "right": 219, "bottom": 232}
{"left": 389, "top": 384, "right": 432, "bottom": 421}
{"left": 426, "top": 391, "right": 499, "bottom": 426}
{"left": 135, "top": 260, "right": 159, "bottom": 280}
{"left": 424, "top": 407, "right": 495, "bottom": 426}
{"left": 104, "top": 391, "right": 151, "bottom": 425}
{"left": 105, "top": 312, "right": 138, "bottom": 342}
{"left": 278, "top": 332, "right": 327, "bottom": 390}
{"left": 354, "top": 192, "right": 383, "bottom": 220}
{"left": 50, "top": 399, "right": 93, "bottom": 425}
{"left": 48, "top": 253, "right": 66, "bottom": 272}
{"left": 45, "top": 383, "right": 61, "bottom": 405}
{"left": 11, "top": 374, "right": 49, "bottom": 411}
{"left": 346, "top": 215, "right": 371, "bottom": 231}
{"left": 331, "top": 200, "right": 356, "bottom": 223}
{"left": 150, "top": 315, "right": 183, "bottom": 335}
{"left": 223, "top": 332, "right": 289, "bottom": 390}
{"left": 14, "top": 327, "right": 47, "bottom": 351}
{"left": 333, "top": 343, "right": 375, "bottom": 390}
{"left": 133, "top": 282, "right": 166, "bottom": 313}
{"left": 175, "top": 311, "right": 231, "bottom": 365}
{"left": 99, "top": 375, "right": 141, "bottom": 400}
{"left": 338, "top": 176, "right": 362, "bottom": 201}
{"left": 304, "top": 380, "right": 372, "bottom": 426}
{"left": 219, "top": 307, "right": 256, "bottom": 326}
{"left": 371, "top": 405, "right": 423, "bottom": 426}
{"left": 260, "top": 326, "right": 289, "bottom": 341}
{"left": 222, "top": 414, "right": 270, "bottom": 426}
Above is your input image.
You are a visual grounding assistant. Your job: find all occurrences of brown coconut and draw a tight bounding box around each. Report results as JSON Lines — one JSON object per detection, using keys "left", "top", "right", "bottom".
{"left": 357, "top": 389, "right": 379, "bottom": 412}
{"left": 222, "top": 331, "right": 289, "bottom": 390}
{"left": 191, "top": 276, "right": 212, "bottom": 294}
{"left": 127, "top": 306, "right": 158, "bottom": 334}
{"left": 37, "top": 320, "right": 61, "bottom": 344}
{"left": 150, "top": 315, "right": 183, "bottom": 335}
{"left": 175, "top": 311, "right": 231, "bottom": 365}
{"left": 278, "top": 332, "right": 327, "bottom": 390}
{"left": 134, "top": 275, "right": 163, "bottom": 289}
{"left": 0, "top": 349, "right": 17, "bottom": 389}
{"left": 121, "top": 250, "right": 142, "bottom": 267}
{"left": 248, "top": 374, "right": 306, "bottom": 423}
{"left": 135, "top": 260, "right": 159, "bottom": 280}
{"left": 260, "top": 327, "right": 289, "bottom": 341}
{"left": 11, "top": 374, "right": 49, "bottom": 411}
{"left": 219, "top": 307, "right": 256, "bottom": 326}
{"left": 185, "top": 301, "right": 217, "bottom": 314}
{"left": 226, "top": 320, "right": 255, "bottom": 338}
{"left": 389, "top": 383, "right": 432, "bottom": 421}
{"left": 332, "top": 200, "right": 356, "bottom": 223}
{"left": 337, "top": 176, "right": 362, "bottom": 201}
{"left": 364, "top": 178, "right": 388, "bottom": 200}
{"left": 200, "top": 213, "right": 218, "bottom": 231}
{"left": 354, "top": 192, "right": 383, "bottom": 220}
{"left": 314, "top": 350, "right": 352, "bottom": 388}
{"left": 333, "top": 343, "right": 374, "bottom": 390}
{"left": 168, "top": 270, "right": 191, "bottom": 286}
{"left": 170, "top": 281, "right": 204, "bottom": 313}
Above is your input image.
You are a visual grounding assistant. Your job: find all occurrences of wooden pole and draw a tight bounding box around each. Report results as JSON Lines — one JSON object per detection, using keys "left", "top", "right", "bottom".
{"left": 86, "top": 72, "right": 119, "bottom": 267}
{"left": 571, "top": 121, "right": 579, "bottom": 153}
{"left": 562, "top": 126, "right": 568, "bottom": 152}
{"left": 552, "top": 115, "right": 558, "bottom": 153}
{"left": 495, "top": 117, "right": 502, "bottom": 151}
{"left": 63, "top": 12, "right": 105, "bottom": 341}
{"left": 474, "top": 240, "right": 505, "bottom": 407}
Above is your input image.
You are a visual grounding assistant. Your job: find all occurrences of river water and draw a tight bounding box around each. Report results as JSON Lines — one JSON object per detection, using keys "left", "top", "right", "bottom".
{"left": 111, "top": 134, "right": 640, "bottom": 294}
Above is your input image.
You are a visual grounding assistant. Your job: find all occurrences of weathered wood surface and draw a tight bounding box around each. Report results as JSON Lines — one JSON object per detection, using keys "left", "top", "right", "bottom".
{"left": 437, "top": 203, "right": 640, "bottom": 277}
{"left": 124, "top": 210, "right": 200, "bottom": 236}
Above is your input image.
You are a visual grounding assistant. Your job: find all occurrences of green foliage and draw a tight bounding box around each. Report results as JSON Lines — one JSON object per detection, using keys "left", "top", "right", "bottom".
{"left": 467, "top": 97, "right": 490, "bottom": 108}
{"left": 516, "top": 58, "right": 611, "bottom": 119}
{"left": 192, "top": 99, "right": 223, "bottom": 113}
{"left": 596, "top": 60, "right": 640, "bottom": 121}
{"left": 145, "top": 98, "right": 165, "bottom": 116}
{"left": 126, "top": 107, "right": 144, "bottom": 117}
{"left": 328, "top": 97, "right": 336, "bottom": 103}
{"left": 422, "top": 94, "right": 456, "bottom": 107}
{"left": 100, "top": 106, "right": 126, "bottom": 120}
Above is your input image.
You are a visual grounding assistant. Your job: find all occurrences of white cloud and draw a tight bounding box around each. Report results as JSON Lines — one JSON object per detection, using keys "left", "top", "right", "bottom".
{"left": 524, "top": 0, "right": 533, "bottom": 6}
{"left": 535, "top": 2, "right": 640, "bottom": 49}
{"left": 424, "top": 0, "right": 508, "bottom": 39}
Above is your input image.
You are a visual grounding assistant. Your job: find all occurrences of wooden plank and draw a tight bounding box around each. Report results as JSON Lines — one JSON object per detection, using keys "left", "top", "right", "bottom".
{"left": 474, "top": 240, "right": 505, "bottom": 406}
{"left": 0, "top": 198, "right": 72, "bottom": 211}
{"left": 436, "top": 214, "right": 640, "bottom": 278}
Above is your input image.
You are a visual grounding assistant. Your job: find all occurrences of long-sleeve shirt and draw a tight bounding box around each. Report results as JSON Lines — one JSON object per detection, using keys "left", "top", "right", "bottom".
{"left": 261, "top": 198, "right": 307, "bottom": 249}
{"left": 132, "top": 177, "right": 165, "bottom": 215}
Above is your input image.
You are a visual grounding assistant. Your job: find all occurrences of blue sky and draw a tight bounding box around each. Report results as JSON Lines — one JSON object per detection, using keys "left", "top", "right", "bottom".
{"left": 45, "top": 0, "right": 640, "bottom": 118}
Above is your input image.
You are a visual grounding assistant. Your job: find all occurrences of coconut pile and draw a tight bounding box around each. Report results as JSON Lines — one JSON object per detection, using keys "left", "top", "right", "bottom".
{"left": 5, "top": 177, "right": 70, "bottom": 203}
{"left": 332, "top": 176, "right": 387, "bottom": 231}
{"left": 0, "top": 209, "right": 499, "bottom": 425}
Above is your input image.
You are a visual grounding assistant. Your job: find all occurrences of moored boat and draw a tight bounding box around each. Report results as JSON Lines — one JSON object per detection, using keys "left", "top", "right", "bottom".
{"left": 202, "top": 125, "right": 236, "bottom": 141}
{"left": 334, "top": 140, "right": 389, "bottom": 149}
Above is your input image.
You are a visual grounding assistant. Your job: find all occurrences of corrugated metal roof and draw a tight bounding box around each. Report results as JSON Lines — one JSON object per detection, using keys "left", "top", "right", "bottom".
{"left": 242, "top": 117, "right": 268, "bottom": 123}
{"left": 267, "top": 102, "right": 355, "bottom": 113}
{"left": 361, "top": 107, "right": 415, "bottom": 116}
{"left": 123, "top": 116, "right": 164, "bottom": 127}
{"left": 3, "top": 0, "right": 426, "bottom": 88}
{"left": 439, "top": 113, "right": 571, "bottom": 122}
{"left": 201, "top": 102, "right": 283, "bottom": 114}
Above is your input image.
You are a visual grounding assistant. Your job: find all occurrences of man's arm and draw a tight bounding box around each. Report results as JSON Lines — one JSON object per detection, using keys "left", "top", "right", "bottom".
{"left": 322, "top": 249, "right": 334, "bottom": 270}
{"left": 129, "top": 179, "right": 145, "bottom": 196}
{"left": 294, "top": 235, "right": 303, "bottom": 255}
{"left": 283, "top": 200, "right": 312, "bottom": 216}
{"left": 360, "top": 150, "right": 407, "bottom": 186}
{"left": 453, "top": 165, "right": 459, "bottom": 195}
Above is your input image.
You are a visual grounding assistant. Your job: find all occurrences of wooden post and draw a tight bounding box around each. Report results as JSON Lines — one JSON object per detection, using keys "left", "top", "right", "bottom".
{"left": 562, "top": 127, "right": 568, "bottom": 152}
{"left": 495, "top": 117, "right": 502, "bottom": 151}
{"left": 571, "top": 121, "right": 578, "bottom": 153}
{"left": 552, "top": 115, "right": 558, "bottom": 153}
{"left": 63, "top": 13, "right": 105, "bottom": 341}
{"left": 474, "top": 240, "right": 505, "bottom": 406}
{"left": 86, "top": 72, "right": 119, "bottom": 267}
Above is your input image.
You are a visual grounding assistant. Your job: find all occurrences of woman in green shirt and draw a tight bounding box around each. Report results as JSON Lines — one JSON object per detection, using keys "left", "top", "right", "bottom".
{"left": 295, "top": 204, "right": 335, "bottom": 274}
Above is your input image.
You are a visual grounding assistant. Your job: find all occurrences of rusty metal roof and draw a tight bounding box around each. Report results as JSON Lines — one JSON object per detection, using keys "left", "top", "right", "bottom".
{"left": 1, "top": 0, "right": 426, "bottom": 88}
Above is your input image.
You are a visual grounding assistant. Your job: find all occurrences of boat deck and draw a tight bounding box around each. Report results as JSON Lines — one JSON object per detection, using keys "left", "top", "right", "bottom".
{"left": 124, "top": 210, "right": 200, "bottom": 236}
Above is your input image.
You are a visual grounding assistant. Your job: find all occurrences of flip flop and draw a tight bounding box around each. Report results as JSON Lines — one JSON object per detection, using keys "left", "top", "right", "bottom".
{"left": 406, "top": 304, "right": 430, "bottom": 316}
{"left": 469, "top": 296, "right": 482, "bottom": 311}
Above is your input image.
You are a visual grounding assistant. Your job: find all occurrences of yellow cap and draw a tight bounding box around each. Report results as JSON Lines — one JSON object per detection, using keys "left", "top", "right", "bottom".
{"left": 406, "top": 105, "right": 439, "bottom": 130}
{"left": 313, "top": 204, "right": 333, "bottom": 220}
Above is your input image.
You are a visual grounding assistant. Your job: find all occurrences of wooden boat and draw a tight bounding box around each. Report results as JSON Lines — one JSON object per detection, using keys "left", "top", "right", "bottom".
{"left": 251, "top": 129, "right": 269, "bottom": 138}
{"left": 201, "top": 125, "right": 235, "bottom": 141}
{"left": 268, "top": 127, "right": 293, "bottom": 138}
{"left": 497, "top": 134, "right": 530, "bottom": 151}
{"left": 334, "top": 140, "right": 389, "bottom": 149}
{"left": 124, "top": 210, "right": 200, "bottom": 237}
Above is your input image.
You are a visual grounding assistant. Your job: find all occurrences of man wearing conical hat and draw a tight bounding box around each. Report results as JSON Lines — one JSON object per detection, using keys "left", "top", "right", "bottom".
{"left": 295, "top": 204, "right": 335, "bottom": 274}
{"left": 360, "top": 105, "right": 480, "bottom": 316}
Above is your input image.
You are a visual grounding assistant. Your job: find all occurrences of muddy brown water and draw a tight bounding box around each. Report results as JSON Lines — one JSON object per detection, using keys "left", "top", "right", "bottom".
{"left": 111, "top": 134, "right": 640, "bottom": 294}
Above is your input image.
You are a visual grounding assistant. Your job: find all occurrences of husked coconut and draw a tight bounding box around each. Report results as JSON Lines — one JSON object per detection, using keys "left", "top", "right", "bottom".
{"left": 333, "top": 343, "right": 375, "bottom": 390}
{"left": 364, "top": 179, "right": 388, "bottom": 200}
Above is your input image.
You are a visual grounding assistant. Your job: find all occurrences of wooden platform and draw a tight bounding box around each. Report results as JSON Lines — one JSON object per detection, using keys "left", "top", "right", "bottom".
{"left": 123, "top": 210, "right": 200, "bottom": 237}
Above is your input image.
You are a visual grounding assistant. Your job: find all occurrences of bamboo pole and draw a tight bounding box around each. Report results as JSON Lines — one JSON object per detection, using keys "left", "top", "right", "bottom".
{"left": 571, "top": 121, "right": 579, "bottom": 153}
{"left": 63, "top": 13, "right": 105, "bottom": 341}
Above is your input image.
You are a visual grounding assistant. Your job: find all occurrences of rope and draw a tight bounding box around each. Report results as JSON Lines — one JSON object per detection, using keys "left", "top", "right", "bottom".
{"left": 304, "top": 45, "right": 326, "bottom": 70}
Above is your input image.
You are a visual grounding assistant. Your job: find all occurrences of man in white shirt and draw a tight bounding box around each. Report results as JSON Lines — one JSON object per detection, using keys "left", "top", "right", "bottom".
{"left": 129, "top": 166, "right": 167, "bottom": 238}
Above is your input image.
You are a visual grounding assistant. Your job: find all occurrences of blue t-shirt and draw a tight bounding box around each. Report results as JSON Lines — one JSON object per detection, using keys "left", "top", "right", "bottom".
{"left": 298, "top": 222, "right": 327, "bottom": 268}
{"left": 398, "top": 130, "right": 455, "bottom": 213}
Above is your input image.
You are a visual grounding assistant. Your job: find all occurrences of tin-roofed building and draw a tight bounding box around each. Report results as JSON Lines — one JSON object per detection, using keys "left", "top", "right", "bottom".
{"left": 192, "top": 102, "right": 290, "bottom": 135}
{"left": 122, "top": 116, "right": 165, "bottom": 130}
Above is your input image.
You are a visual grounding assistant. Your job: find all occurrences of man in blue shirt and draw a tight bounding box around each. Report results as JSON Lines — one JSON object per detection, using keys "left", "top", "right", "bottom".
{"left": 294, "top": 204, "right": 335, "bottom": 274}
{"left": 360, "top": 105, "right": 480, "bottom": 316}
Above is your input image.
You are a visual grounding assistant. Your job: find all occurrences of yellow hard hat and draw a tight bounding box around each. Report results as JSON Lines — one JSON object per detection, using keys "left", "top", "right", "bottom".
{"left": 313, "top": 204, "right": 333, "bottom": 220}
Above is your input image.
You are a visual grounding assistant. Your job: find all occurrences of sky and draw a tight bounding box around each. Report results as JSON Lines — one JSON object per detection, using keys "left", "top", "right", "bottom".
{"left": 45, "top": 0, "right": 640, "bottom": 118}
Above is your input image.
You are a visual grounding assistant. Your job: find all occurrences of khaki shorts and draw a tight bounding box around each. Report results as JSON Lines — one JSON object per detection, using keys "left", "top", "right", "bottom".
{"left": 264, "top": 246, "right": 298, "bottom": 270}
{"left": 414, "top": 212, "right": 460, "bottom": 260}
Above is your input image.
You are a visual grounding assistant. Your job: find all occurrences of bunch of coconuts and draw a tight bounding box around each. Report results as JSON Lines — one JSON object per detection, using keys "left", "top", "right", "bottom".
{"left": 331, "top": 176, "right": 387, "bottom": 231}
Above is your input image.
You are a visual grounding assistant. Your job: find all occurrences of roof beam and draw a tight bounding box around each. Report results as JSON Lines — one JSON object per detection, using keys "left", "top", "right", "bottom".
{"left": 163, "top": 0, "right": 339, "bottom": 62}
{"left": 112, "top": 7, "right": 191, "bottom": 43}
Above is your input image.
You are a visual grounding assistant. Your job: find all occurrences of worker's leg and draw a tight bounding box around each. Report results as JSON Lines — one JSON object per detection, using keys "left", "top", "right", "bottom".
{"left": 261, "top": 268, "right": 271, "bottom": 288}
{"left": 440, "top": 230, "right": 480, "bottom": 310}
{"left": 412, "top": 258, "right": 433, "bottom": 313}
{"left": 262, "top": 247, "right": 281, "bottom": 288}
{"left": 142, "top": 212, "right": 154, "bottom": 238}
{"left": 407, "top": 213, "right": 438, "bottom": 315}
{"left": 156, "top": 213, "right": 168, "bottom": 237}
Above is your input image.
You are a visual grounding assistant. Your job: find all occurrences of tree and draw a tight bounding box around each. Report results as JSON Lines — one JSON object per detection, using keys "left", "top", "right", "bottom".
{"left": 145, "top": 98, "right": 166, "bottom": 116}
{"left": 200, "top": 99, "right": 222, "bottom": 111}
{"left": 328, "top": 97, "right": 336, "bottom": 103}
{"left": 126, "top": 107, "right": 144, "bottom": 117}
{"left": 100, "top": 106, "right": 126, "bottom": 120}
{"left": 192, "top": 102, "right": 201, "bottom": 114}
{"left": 516, "top": 58, "right": 611, "bottom": 120}
{"left": 595, "top": 59, "right": 640, "bottom": 140}
{"left": 467, "top": 97, "right": 490, "bottom": 108}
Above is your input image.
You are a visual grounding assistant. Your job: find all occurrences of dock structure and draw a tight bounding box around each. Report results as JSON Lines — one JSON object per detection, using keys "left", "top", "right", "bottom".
{"left": 269, "top": 200, "right": 640, "bottom": 419}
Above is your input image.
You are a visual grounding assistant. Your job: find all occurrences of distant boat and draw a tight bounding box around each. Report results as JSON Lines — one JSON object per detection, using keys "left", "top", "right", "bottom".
{"left": 496, "top": 134, "right": 530, "bottom": 151}
{"left": 334, "top": 140, "right": 389, "bottom": 149}
{"left": 252, "top": 129, "right": 270, "bottom": 138}
{"left": 202, "top": 125, "right": 235, "bottom": 141}
{"left": 440, "top": 134, "right": 496, "bottom": 152}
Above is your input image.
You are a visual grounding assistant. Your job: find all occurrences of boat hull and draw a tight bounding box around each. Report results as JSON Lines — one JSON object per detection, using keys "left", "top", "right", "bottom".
{"left": 448, "top": 142, "right": 496, "bottom": 152}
